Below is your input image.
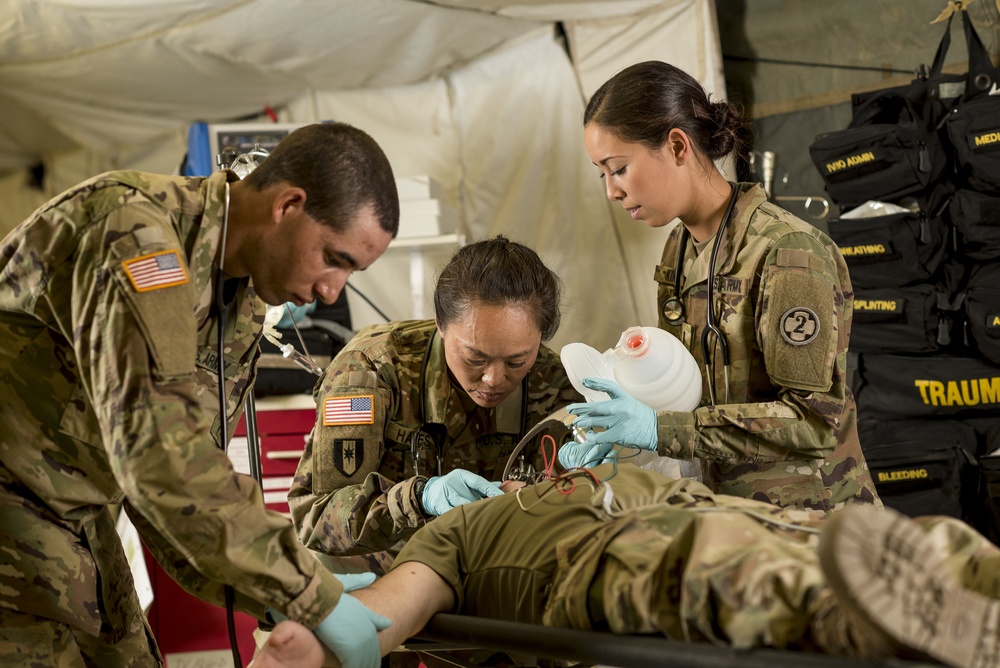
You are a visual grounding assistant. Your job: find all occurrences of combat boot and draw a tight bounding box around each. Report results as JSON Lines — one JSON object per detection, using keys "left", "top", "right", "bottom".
{"left": 819, "top": 505, "right": 1000, "bottom": 668}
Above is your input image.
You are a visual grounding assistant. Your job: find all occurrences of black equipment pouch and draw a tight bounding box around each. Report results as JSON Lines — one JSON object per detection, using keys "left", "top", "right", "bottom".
{"left": 855, "top": 352, "right": 1000, "bottom": 419}
{"left": 852, "top": 284, "right": 955, "bottom": 354}
{"left": 809, "top": 16, "right": 965, "bottom": 209}
{"left": 949, "top": 189, "right": 1000, "bottom": 261}
{"left": 946, "top": 95, "right": 1000, "bottom": 194}
{"left": 828, "top": 207, "right": 948, "bottom": 288}
{"left": 858, "top": 418, "right": 977, "bottom": 520}
{"left": 960, "top": 260, "right": 1000, "bottom": 366}
{"left": 944, "top": 11, "right": 1000, "bottom": 194}
{"left": 809, "top": 101, "right": 943, "bottom": 208}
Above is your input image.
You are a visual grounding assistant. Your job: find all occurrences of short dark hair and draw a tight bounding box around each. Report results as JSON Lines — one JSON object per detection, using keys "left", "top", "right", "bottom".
{"left": 242, "top": 122, "right": 400, "bottom": 236}
{"left": 584, "top": 61, "right": 753, "bottom": 163}
{"left": 434, "top": 236, "right": 562, "bottom": 342}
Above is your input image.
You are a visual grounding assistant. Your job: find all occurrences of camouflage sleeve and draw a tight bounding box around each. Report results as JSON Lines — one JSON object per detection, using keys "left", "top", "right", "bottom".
{"left": 658, "top": 232, "right": 846, "bottom": 464}
{"left": 71, "top": 205, "right": 342, "bottom": 627}
{"left": 289, "top": 352, "right": 429, "bottom": 555}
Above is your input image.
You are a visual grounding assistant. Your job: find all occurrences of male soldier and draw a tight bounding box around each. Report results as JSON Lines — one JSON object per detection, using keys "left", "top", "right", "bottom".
{"left": 256, "top": 464, "right": 1000, "bottom": 668}
{"left": 0, "top": 123, "right": 398, "bottom": 668}
{"left": 289, "top": 237, "right": 583, "bottom": 576}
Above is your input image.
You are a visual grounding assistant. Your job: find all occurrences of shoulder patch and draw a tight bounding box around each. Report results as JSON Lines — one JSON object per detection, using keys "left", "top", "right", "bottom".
{"left": 324, "top": 395, "right": 374, "bottom": 425}
{"left": 122, "top": 250, "right": 189, "bottom": 292}
{"left": 333, "top": 438, "right": 364, "bottom": 476}
{"left": 780, "top": 307, "right": 821, "bottom": 345}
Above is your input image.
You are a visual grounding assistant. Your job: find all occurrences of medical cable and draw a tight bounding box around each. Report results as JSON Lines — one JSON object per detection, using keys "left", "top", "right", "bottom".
{"left": 346, "top": 281, "right": 392, "bottom": 322}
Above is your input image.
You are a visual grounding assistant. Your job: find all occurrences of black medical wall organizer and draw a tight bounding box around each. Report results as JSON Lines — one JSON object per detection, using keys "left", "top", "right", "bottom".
{"left": 808, "top": 8, "right": 1000, "bottom": 542}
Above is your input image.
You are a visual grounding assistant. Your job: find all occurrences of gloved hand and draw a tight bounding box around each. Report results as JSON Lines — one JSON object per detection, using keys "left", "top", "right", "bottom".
{"left": 557, "top": 439, "right": 616, "bottom": 470}
{"left": 567, "top": 377, "right": 659, "bottom": 451}
{"left": 422, "top": 469, "right": 503, "bottom": 516}
{"left": 333, "top": 572, "right": 377, "bottom": 591}
{"left": 267, "top": 570, "right": 391, "bottom": 668}
{"left": 313, "top": 593, "right": 391, "bottom": 668}
{"left": 276, "top": 301, "right": 317, "bottom": 329}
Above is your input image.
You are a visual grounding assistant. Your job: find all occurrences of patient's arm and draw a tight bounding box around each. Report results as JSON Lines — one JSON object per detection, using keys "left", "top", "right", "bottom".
{"left": 251, "top": 562, "right": 455, "bottom": 667}
{"left": 355, "top": 561, "right": 456, "bottom": 654}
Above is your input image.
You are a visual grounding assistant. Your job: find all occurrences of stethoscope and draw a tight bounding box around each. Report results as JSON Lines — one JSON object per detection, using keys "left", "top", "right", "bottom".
{"left": 409, "top": 331, "right": 528, "bottom": 477}
{"left": 661, "top": 181, "right": 739, "bottom": 406}
{"left": 214, "top": 179, "right": 259, "bottom": 668}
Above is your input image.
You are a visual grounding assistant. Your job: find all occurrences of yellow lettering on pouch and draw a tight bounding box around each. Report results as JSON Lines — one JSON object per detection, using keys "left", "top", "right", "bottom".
{"left": 878, "top": 469, "right": 929, "bottom": 483}
{"left": 914, "top": 377, "right": 1000, "bottom": 406}
{"left": 826, "top": 151, "right": 876, "bottom": 173}
{"left": 974, "top": 131, "right": 1000, "bottom": 147}
{"left": 855, "top": 299, "right": 897, "bottom": 312}
{"left": 841, "top": 244, "right": 888, "bottom": 257}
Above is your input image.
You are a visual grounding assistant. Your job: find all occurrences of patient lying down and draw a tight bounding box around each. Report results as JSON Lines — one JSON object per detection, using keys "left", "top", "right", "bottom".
{"left": 252, "top": 464, "right": 1000, "bottom": 668}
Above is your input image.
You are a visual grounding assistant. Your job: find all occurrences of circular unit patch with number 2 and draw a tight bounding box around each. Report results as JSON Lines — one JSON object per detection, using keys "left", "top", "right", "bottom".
{"left": 780, "top": 307, "right": 820, "bottom": 345}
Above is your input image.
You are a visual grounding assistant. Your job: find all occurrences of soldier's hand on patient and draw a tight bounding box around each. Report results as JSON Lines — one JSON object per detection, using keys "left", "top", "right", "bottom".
{"left": 267, "top": 576, "right": 390, "bottom": 668}
{"left": 422, "top": 469, "right": 503, "bottom": 515}
{"left": 567, "top": 378, "right": 659, "bottom": 452}
{"left": 314, "top": 593, "right": 391, "bottom": 668}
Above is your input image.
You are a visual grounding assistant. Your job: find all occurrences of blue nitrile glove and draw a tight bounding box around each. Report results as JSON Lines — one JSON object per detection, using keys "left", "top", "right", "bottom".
{"left": 557, "top": 439, "right": 616, "bottom": 470}
{"left": 333, "top": 572, "right": 377, "bottom": 591}
{"left": 421, "top": 469, "right": 503, "bottom": 516}
{"left": 567, "top": 377, "right": 659, "bottom": 452}
{"left": 313, "top": 593, "right": 391, "bottom": 668}
{"left": 276, "top": 301, "right": 317, "bottom": 329}
{"left": 265, "top": 572, "right": 388, "bottom": 668}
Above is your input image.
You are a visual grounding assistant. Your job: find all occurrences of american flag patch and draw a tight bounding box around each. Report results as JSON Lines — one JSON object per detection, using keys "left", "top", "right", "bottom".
{"left": 122, "top": 250, "right": 189, "bottom": 292}
{"left": 323, "top": 395, "right": 374, "bottom": 426}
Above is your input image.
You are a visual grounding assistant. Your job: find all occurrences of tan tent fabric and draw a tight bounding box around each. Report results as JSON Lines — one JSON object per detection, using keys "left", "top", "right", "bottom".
{"left": 0, "top": 0, "right": 723, "bottom": 349}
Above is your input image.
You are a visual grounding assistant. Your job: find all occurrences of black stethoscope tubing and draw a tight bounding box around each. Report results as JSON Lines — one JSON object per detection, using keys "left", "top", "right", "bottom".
{"left": 662, "top": 181, "right": 739, "bottom": 405}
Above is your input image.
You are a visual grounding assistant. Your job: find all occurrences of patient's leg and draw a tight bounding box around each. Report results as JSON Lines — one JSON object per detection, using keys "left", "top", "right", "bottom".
{"left": 250, "top": 562, "right": 455, "bottom": 667}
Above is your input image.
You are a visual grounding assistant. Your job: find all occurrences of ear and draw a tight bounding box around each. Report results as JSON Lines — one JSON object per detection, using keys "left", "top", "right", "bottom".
{"left": 665, "top": 128, "right": 692, "bottom": 165}
{"left": 435, "top": 317, "right": 445, "bottom": 338}
{"left": 272, "top": 186, "right": 308, "bottom": 224}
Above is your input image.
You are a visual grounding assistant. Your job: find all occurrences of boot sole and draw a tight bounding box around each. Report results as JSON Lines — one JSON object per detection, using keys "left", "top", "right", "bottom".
{"left": 818, "top": 505, "right": 1000, "bottom": 668}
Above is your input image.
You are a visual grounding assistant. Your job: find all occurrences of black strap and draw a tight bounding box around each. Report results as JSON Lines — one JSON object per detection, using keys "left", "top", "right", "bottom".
{"left": 927, "top": 14, "right": 955, "bottom": 79}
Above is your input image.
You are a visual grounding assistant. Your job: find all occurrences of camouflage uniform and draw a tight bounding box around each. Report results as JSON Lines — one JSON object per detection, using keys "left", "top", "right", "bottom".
{"left": 652, "top": 182, "right": 880, "bottom": 511}
{"left": 289, "top": 319, "right": 583, "bottom": 573}
{"left": 394, "top": 463, "right": 996, "bottom": 654}
{"left": 0, "top": 171, "right": 342, "bottom": 666}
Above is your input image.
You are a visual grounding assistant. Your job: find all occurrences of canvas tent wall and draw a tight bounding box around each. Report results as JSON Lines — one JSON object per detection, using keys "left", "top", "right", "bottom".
{"left": 0, "top": 0, "right": 725, "bottom": 351}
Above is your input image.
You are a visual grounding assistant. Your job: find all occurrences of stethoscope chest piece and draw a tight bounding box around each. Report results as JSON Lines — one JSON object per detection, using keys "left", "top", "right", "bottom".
{"left": 662, "top": 297, "right": 685, "bottom": 325}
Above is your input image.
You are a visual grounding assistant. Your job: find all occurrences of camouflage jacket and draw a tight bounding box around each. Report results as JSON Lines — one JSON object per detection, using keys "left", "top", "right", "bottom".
{"left": 0, "top": 171, "right": 341, "bottom": 639}
{"left": 652, "top": 182, "right": 881, "bottom": 512}
{"left": 289, "top": 319, "right": 583, "bottom": 562}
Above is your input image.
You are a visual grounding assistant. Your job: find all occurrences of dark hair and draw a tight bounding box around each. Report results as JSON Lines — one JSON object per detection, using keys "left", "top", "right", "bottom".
{"left": 584, "top": 61, "right": 753, "bottom": 163}
{"left": 434, "top": 236, "right": 562, "bottom": 342}
{"left": 242, "top": 122, "right": 400, "bottom": 236}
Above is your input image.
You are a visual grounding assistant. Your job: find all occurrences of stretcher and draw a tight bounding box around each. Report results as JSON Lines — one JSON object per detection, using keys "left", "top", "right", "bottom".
{"left": 403, "top": 613, "right": 937, "bottom": 668}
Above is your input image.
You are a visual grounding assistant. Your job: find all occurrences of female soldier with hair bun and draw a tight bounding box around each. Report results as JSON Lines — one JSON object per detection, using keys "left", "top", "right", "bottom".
{"left": 563, "top": 60, "right": 882, "bottom": 512}
{"left": 290, "top": 235, "right": 583, "bottom": 574}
